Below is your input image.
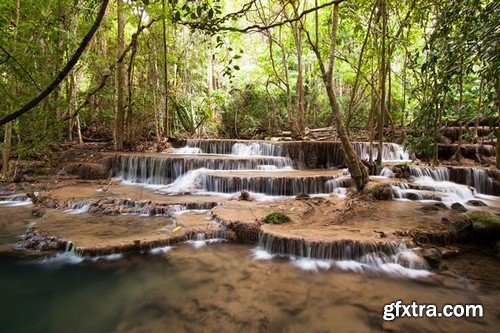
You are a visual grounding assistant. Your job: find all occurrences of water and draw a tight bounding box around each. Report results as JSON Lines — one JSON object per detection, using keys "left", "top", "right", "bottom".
{"left": 0, "top": 244, "right": 498, "bottom": 332}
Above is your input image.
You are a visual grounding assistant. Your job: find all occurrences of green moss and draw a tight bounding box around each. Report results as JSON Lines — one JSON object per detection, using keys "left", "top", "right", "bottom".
{"left": 263, "top": 212, "right": 291, "bottom": 225}
{"left": 467, "top": 211, "right": 500, "bottom": 240}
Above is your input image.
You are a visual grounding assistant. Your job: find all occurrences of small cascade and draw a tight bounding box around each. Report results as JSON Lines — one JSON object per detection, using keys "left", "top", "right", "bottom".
{"left": 379, "top": 167, "right": 395, "bottom": 178}
{"left": 156, "top": 168, "right": 207, "bottom": 194}
{"left": 258, "top": 233, "right": 400, "bottom": 260}
{"left": 202, "top": 174, "right": 342, "bottom": 196}
{"left": 0, "top": 194, "right": 32, "bottom": 206}
{"left": 353, "top": 143, "right": 410, "bottom": 162}
{"left": 115, "top": 154, "right": 293, "bottom": 185}
{"left": 186, "top": 139, "right": 243, "bottom": 155}
{"left": 231, "top": 142, "right": 283, "bottom": 156}
{"left": 325, "top": 177, "right": 351, "bottom": 194}
{"left": 409, "top": 166, "right": 450, "bottom": 181}
{"left": 64, "top": 202, "right": 91, "bottom": 214}
{"left": 185, "top": 227, "right": 228, "bottom": 249}
{"left": 170, "top": 146, "right": 202, "bottom": 154}
{"left": 255, "top": 233, "right": 430, "bottom": 277}
{"left": 449, "top": 167, "right": 496, "bottom": 195}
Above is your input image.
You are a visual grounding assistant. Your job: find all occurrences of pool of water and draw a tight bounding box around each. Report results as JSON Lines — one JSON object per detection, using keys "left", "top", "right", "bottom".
{"left": 1, "top": 241, "right": 499, "bottom": 333}
{"left": 1, "top": 202, "right": 499, "bottom": 332}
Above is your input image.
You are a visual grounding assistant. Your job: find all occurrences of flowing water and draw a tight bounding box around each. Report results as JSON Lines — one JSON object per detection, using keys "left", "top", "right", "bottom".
{"left": 1, "top": 241, "right": 499, "bottom": 333}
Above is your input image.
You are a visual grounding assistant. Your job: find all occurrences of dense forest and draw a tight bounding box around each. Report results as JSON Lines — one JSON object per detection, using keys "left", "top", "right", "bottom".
{"left": 0, "top": 0, "right": 498, "bottom": 180}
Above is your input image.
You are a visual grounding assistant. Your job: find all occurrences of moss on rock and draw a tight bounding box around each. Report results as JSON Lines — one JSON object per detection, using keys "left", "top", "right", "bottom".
{"left": 363, "top": 182, "right": 393, "bottom": 200}
{"left": 467, "top": 211, "right": 500, "bottom": 241}
{"left": 263, "top": 212, "right": 291, "bottom": 225}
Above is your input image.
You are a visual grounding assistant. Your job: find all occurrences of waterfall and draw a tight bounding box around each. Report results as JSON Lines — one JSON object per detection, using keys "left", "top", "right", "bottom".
{"left": 0, "top": 194, "right": 32, "bottom": 206}
{"left": 254, "top": 232, "right": 430, "bottom": 277}
{"left": 64, "top": 202, "right": 91, "bottom": 214}
{"left": 410, "top": 166, "right": 497, "bottom": 195}
{"left": 379, "top": 167, "right": 395, "bottom": 178}
{"left": 353, "top": 143, "right": 410, "bottom": 162}
{"left": 170, "top": 146, "right": 202, "bottom": 154}
{"left": 230, "top": 142, "right": 283, "bottom": 156}
{"left": 409, "top": 166, "right": 450, "bottom": 181}
{"left": 185, "top": 140, "right": 411, "bottom": 167}
{"left": 116, "top": 154, "right": 294, "bottom": 186}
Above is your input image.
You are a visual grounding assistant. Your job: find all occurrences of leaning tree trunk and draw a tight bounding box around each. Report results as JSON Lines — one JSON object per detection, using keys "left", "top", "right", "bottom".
{"left": 304, "top": 3, "right": 369, "bottom": 190}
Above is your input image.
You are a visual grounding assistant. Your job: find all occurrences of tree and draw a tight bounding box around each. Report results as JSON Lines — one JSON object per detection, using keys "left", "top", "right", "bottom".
{"left": 302, "top": 1, "right": 369, "bottom": 189}
{"left": 0, "top": 0, "right": 110, "bottom": 126}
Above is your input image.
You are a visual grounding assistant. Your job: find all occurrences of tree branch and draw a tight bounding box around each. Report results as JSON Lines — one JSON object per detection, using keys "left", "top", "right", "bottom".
{"left": 0, "top": 0, "right": 110, "bottom": 126}
{"left": 179, "top": 0, "right": 346, "bottom": 33}
{"left": 65, "top": 18, "right": 158, "bottom": 121}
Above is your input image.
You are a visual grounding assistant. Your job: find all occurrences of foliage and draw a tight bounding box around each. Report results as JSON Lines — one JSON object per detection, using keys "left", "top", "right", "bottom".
{"left": 263, "top": 212, "right": 291, "bottom": 225}
{"left": 0, "top": 0, "right": 497, "bottom": 162}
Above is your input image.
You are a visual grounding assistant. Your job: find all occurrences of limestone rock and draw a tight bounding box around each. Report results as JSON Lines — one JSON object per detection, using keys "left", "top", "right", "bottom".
{"left": 451, "top": 202, "right": 467, "bottom": 212}
{"left": 421, "top": 248, "right": 442, "bottom": 269}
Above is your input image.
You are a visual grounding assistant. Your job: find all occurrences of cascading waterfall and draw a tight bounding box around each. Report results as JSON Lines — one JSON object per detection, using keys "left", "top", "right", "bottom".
{"left": 410, "top": 166, "right": 497, "bottom": 195}
{"left": 64, "top": 202, "right": 91, "bottom": 214}
{"left": 202, "top": 174, "right": 343, "bottom": 196}
{"left": 353, "top": 142, "right": 410, "bottom": 162}
{"left": 0, "top": 195, "right": 32, "bottom": 206}
{"left": 185, "top": 140, "right": 411, "bottom": 166}
{"left": 254, "top": 232, "right": 430, "bottom": 277}
{"left": 116, "top": 154, "right": 294, "bottom": 186}
{"left": 409, "top": 166, "right": 450, "bottom": 181}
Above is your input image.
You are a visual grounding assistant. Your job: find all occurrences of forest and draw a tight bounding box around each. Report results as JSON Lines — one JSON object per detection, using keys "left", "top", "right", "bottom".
{"left": 1, "top": 0, "right": 498, "bottom": 176}
{"left": 0, "top": 1, "right": 499, "bottom": 332}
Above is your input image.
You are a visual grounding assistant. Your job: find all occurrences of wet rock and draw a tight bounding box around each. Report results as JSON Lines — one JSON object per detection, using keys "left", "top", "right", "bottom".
{"left": 363, "top": 182, "right": 393, "bottom": 200}
{"left": 441, "top": 246, "right": 460, "bottom": 258}
{"left": 397, "top": 252, "right": 429, "bottom": 270}
{"left": 441, "top": 217, "right": 472, "bottom": 240}
{"left": 32, "top": 207, "right": 46, "bottom": 218}
{"left": 434, "top": 202, "right": 448, "bottom": 209}
{"left": 295, "top": 193, "right": 311, "bottom": 200}
{"left": 63, "top": 162, "right": 109, "bottom": 180}
{"left": 466, "top": 199, "right": 487, "bottom": 207}
{"left": 419, "top": 205, "right": 439, "bottom": 212}
{"left": 263, "top": 212, "right": 291, "bottom": 225}
{"left": 238, "top": 190, "right": 254, "bottom": 201}
{"left": 451, "top": 202, "right": 467, "bottom": 212}
{"left": 468, "top": 211, "right": 500, "bottom": 241}
{"left": 421, "top": 248, "right": 442, "bottom": 269}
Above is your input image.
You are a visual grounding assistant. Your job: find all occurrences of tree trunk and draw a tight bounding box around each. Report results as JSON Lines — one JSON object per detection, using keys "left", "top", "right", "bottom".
{"left": 377, "top": 0, "right": 387, "bottom": 166}
{"left": 2, "top": 0, "right": 20, "bottom": 180}
{"left": 115, "top": 0, "right": 126, "bottom": 150}
{"left": 305, "top": 3, "right": 369, "bottom": 190}
{"left": 162, "top": 0, "right": 170, "bottom": 137}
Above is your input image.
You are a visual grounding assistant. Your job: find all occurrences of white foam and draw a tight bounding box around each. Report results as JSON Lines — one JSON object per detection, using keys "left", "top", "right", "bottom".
{"left": 170, "top": 146, "right": 203, "bottom": 154}
{"left": 64, "top": 203, "right": 91, "bottom": 214}
{"left": 251, "top": 248, "right": 276, "bottom": 260}
{"left": 291, "top": 257, "right": 334, "bottom": 273}
{"left": 251, "top": 245, "right": 433, "bottom": 279}
{"left": 156, "top": 168, "right": 207, "bottom": 195}
{"left": 90, "top": 253, "right": 123, "bottom": 262}
{"left": 0, "top": 196, "right": 32, "bottom": 207}
{"left": 35, "top": 251, "right": 84, "bottom": 266}
{"left": 150, "top": 246, "right": 174, "bottom": 254}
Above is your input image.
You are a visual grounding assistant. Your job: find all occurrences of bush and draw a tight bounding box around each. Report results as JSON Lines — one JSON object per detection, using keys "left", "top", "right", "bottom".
{"left": 263, "top": 212, "right": 291, "bottom": 225}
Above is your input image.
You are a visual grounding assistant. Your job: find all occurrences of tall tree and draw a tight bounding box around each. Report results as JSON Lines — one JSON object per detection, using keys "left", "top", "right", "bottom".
{"left": 115, "top": 0, "right": 126, "bottom": 150}
{"left": 303, "top": 1, "right": 369, "bottom": 189}
{"left": 1, "top": 0, "right": 20, "bottom": 180}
